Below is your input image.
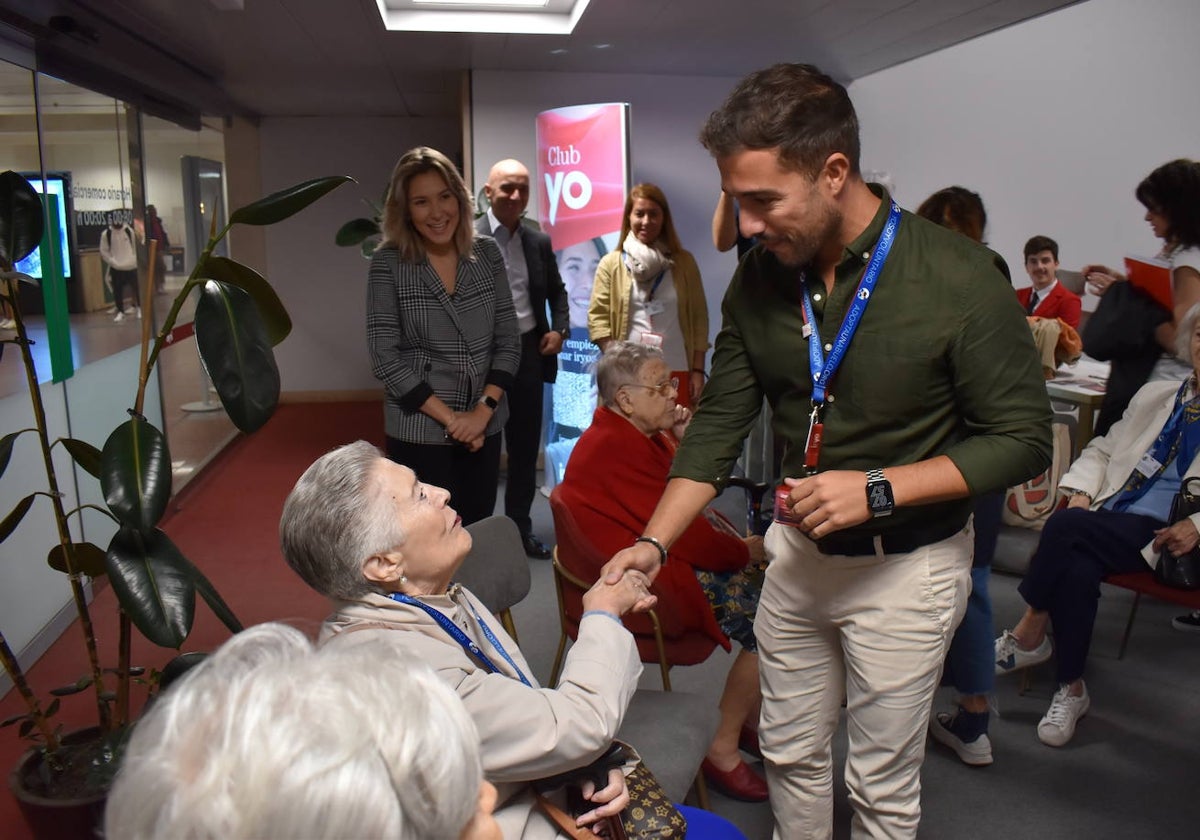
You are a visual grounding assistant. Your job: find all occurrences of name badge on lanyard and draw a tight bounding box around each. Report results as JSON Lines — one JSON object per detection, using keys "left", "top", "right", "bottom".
{"left": 798, "top": 200, "right": 903, "bottom": 475}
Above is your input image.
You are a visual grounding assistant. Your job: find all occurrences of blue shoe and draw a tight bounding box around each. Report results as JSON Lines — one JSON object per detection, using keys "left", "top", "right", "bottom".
{"left": 929, "top": 706, "right": 992, "bottom": 766}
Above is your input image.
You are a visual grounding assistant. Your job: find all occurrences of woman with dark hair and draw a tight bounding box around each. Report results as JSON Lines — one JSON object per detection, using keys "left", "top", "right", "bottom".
{"left": 367, "top": 146, "right": 520, "bottom": 525}
{"left": 916, "top": 186, "right": 988, "bottom": 247}
{"left": 588, "top": 183, "right": 710, "bottom": 404}
{"left": 1084, "top": 158, "right": 1200, "bottom": 385}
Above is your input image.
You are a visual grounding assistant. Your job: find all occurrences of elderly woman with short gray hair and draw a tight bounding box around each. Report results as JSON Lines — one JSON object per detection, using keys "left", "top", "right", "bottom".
{"left": 557, "top": 341, "right": 770, "bottom": 802}
{"left": 279, "top": 441, "right": 652, "bottom": 839}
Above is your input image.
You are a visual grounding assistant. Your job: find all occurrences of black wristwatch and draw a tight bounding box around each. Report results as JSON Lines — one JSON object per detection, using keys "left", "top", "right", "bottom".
{"left": 865, "top": 469, "right": 894, "bottom": 518}
{"left": 478, "top": 395, "right": 499, "bottom": 411}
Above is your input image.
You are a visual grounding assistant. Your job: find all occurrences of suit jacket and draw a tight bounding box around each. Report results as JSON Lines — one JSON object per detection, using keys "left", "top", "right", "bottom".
{"left": 1061, "top": 378, "right": 1200, "bottom": 562}
{"left": 1017, "top": 281, "right": 1082, "bottom": 328}
{"left": 475, "top": 215, "right": 569, "bottom": 383}
{"left": 367, "top": 237, "right": 521, "bottom": 444}
{"left": 558, "top": 406, "right": 749, "bottom": 649}
{"left": 321, "top": 587, "right": 640, "bottom": 840}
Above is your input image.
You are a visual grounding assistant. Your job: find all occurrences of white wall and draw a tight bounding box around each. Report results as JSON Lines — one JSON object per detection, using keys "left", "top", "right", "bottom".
{"left": 850, "top": 0, "right": 1200, "bottom": 296}
{"left": 257, "top": 116, "right": 459, "bottom": 394}
{"left": 471, "top": 70, "right": 743, "bottom": 351}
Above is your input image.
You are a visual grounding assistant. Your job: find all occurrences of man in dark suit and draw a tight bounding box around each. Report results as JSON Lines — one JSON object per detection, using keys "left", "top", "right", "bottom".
{"left": 478, "top": 159, "right": 569, "bottom": 558}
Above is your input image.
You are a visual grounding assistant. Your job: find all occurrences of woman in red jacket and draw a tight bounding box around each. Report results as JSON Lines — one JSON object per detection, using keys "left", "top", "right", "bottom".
{"left": 557, "top": 341, "right": 768, "bottom": 802}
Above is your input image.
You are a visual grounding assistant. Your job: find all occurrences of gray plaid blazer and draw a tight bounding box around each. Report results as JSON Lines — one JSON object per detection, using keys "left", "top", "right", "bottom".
{"left": 367, "top": 236, "right": 520, "bottom": 444}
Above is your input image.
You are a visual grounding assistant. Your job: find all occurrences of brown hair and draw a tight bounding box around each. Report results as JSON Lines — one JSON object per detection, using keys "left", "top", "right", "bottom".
{"left": 916, "top": 186, "right": 987, "bottom": 244}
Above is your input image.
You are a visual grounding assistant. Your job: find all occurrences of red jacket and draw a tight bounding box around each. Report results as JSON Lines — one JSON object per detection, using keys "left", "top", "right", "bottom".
{"left": 557, "top": 407, "right": 748, "bottom": 649}
{"left": 1016, "top": 281, "right": 1081, "bottom": 328}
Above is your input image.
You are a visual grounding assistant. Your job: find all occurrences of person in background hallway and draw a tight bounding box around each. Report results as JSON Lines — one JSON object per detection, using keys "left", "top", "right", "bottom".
{"left": 146, "top": 204, "right": 170, "bottom": 294}
{"left": 477, "top": 159, "right": 569, "bottom": 558}
{"left": 603, "top": 63, "right": 1052, "bottom": 838}
{"left": 1017, "top": 235, "right": 1081, "bottom": 328}
{"left": 105, "top": 622, "right": 502, "bottom": 840}
{"left": 916, "top": 185, "right": 1006, "bottom": 766}
{"left": 995, "top": 301, "right": 1200, "bottom": 746}
{"left": 100, "top": 213, "right": 141, "bottom": 323}
{"left": 589, "top": 184, "right": 710, "bottom": 405}
{"left": 712, "top": 191, "right": 757, "bottom": 259}
{"left": 558, "top": 342, "right": 769, "bottom": 802}
{"left": 367, "top": 146, "right": 520, "bottom": 526}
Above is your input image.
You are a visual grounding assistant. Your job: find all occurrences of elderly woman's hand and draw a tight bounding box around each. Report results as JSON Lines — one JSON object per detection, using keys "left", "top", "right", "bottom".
{"left": 582, "top": 570, "right": 657, "bottom": 616}
{"left": 1153, "top": 518, "right": 1200, "bottom": 557}
{"left": 575, "top": 767, "right": 630, "bottom": 830}
{"left": 671, "top": 404, "right": 692, "bottom": 440}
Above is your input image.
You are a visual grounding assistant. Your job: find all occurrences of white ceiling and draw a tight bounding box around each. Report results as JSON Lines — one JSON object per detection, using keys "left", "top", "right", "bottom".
{"left": 8, "top": 0, "right": 1082, "bottom": 120}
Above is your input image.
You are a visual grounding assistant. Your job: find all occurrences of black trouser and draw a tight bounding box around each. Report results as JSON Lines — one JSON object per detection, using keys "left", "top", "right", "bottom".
{"left": 504, "top": 329, "right": 546, "bottom": 537}
{"left": 110, "top": 268, "right": 139, "bottom": 312}
{"left": 385, "top": 433, "right": 501, "bottom": 526}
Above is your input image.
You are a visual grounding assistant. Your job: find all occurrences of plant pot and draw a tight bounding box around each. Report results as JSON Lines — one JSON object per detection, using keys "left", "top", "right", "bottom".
{"left": 9, "top": 728, "right": 109, "bottom": 840}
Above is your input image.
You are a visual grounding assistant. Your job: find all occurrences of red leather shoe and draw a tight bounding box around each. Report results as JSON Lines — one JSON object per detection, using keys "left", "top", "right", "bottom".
{"left": 701, "top": 757, "right": 769, "bottom": 802}
{"left": 738, "top": 723, "right": 762, "bottom": 759}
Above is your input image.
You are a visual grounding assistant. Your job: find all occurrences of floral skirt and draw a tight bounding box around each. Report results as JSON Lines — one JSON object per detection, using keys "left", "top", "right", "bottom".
{"left": 694, "top": 565, "right": 763, "bottom": 652}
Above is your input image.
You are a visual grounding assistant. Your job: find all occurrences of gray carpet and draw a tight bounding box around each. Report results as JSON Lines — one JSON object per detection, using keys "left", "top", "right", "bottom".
{"left": 510, "top": 481, "right": 1200, "bottom": 839}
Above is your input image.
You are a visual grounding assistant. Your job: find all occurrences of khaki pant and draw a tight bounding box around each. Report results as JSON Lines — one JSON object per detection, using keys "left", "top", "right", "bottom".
{"left": 756, "top": 522, "right": 972, "bottom": 839}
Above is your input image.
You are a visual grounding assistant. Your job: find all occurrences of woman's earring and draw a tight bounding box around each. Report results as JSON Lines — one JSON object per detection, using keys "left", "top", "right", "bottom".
{"left": 399, "top": 574, "right": 409, "bottom": 586}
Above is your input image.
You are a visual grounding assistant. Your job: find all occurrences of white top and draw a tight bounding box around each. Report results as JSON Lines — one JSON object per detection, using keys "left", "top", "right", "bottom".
{"left": 627, "top": 267, "right": 687, "bottom": 371}
{"left": 1150, "top": 245, "right": 1200, "bottom": 379}
{"left": 487, "top": 209, "right": 535, "bottom": 334}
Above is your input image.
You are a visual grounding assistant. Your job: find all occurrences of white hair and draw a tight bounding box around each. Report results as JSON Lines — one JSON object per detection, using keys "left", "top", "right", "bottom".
{"left": 105, "top": 623, "right": 483, "bottom": 840}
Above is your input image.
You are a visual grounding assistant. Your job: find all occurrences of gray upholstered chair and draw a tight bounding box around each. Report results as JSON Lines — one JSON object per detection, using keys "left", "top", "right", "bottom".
{"left": 459, "top": 515, "right": 532, "bottom": 642}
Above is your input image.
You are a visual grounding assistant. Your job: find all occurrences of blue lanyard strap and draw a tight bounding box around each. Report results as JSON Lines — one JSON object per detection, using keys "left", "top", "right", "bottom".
{"left": 388, "top": 590, "right": 532, "bottom": 686}
{"left": 800, "top": 200, "right": 902, "bottom": 405}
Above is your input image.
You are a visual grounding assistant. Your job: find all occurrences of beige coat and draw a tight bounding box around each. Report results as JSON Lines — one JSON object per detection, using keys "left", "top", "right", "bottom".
{"left": 320, "top": 586, "right": 641, "bottom": 840}
{"left": 587, "top": 248, "right": 710, "bottom": 363}
{"left": 1061, "top": 377, "right": 1200, "bottom": 564}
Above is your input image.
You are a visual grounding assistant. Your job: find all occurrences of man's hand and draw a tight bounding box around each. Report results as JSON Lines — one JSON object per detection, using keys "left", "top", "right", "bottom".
{"left": 575, "top": 768, "right": 629, "bottom": 828}
{"left": 742, "top": 534, "right": 766, "bottom": 567}
{"left": 1153, "top": 519, "right": 1200, "bottom": 557}
{"left": 601, "top": 541, "right": 663, "bottom": 586}
{"left": 783, "top": 471, "right": 871, "bottom": 538}
{"left": 540, "top": 330, "right": 565, "bottom": 355}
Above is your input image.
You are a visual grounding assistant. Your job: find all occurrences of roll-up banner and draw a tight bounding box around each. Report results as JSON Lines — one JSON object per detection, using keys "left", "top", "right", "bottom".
{"left": 535, "top": 102, "right": 630, "bottom": 491}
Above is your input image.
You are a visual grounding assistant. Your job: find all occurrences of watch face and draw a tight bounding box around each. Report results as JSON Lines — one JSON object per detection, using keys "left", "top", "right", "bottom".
{"left": 868, "top": 479, "right": 894, "bottom": 516}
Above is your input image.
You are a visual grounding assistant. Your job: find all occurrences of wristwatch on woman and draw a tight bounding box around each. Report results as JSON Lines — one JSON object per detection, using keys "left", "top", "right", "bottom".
{"left": 478, "top": 395, "right": 498, "bottom": 411}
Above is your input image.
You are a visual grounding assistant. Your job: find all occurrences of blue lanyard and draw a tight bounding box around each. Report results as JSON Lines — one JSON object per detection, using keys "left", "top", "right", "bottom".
{"left": 646, "top": 270, "right": 666, "bottom": 301}
{"left": 388, "top": 590, "right": 532, "bottom": 686}
{"left": 800, "top": 200, "right": 902, "bottom": 405}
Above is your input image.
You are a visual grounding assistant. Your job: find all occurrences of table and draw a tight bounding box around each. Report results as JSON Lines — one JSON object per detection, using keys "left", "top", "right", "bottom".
{"left": 1046, "top": 375, "right": 1107, "bottom": 458}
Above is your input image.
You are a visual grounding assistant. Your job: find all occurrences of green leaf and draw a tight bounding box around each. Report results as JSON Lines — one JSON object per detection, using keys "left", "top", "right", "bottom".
{"left": 101, "top": 419, "right": 172, "bottom": 531}
{"left": 0, "top": 429, "right": 28, "bottom": 479}
{"left": 335, "top": 217, "right": 380, "bottom": 247}
{"left": 187, "top": 556, "right": 243, "bottom": 634}
{"left": 0, "top": 493, "right": 35, "bottom": 543}
{"left": 359, "top": 238, "right": 378, "bottom": 259}
{"left": 47, "top": 542, "right": 108, "bottom": 577}
{"left": 1, "top": 713, "right": 28, "bottom": 727}
{"left": 49, "top": 677, "right": 92, "bottom": 697}
{"left": 0, "top": 170, "right": 44, "bottom": 268}
{"left": 228, "top": 175, "right": 353, "bottom": 227}
{"left": 105, "top": 526, "right": 195, "bottom": 649}
{"left": 195, "top": 256, "right": 291, "bottom": 345}
{"left": 62, "top": 437, "right": 102, "bottom": 479}
{"left": 17, "top": 719, "right": 32, "bottom": 738}
{"left": 0, "top": 269, "right": 38, "bottom": 286}
{"left": 194, "top": 280, "right": 280, "bottom": 433}
{"left": 44, "top": 698, "right": 59, "bottom": 718}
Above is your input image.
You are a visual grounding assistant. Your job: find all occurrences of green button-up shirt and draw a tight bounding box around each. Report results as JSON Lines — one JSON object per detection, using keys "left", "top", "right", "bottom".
{"left": 671, "top": 186, "right": 1053, "bottom": 537}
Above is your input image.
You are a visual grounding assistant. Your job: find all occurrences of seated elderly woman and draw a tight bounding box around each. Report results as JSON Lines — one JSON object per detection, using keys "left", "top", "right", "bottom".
{"left": 280, "top": 442, "right": 745, "bottom": 839}
{"left": 995, "top": 301, "right": 1200, "bottom": 747}
{"left": 556, "top": 341, "right": 769, "bottom": 802}
{"left": 106, "top": 623, "right": 500, "bottom": 840}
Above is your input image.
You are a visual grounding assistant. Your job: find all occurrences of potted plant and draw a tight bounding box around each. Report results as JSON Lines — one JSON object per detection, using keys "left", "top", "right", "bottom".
{"left": 0, "top": 169, "right": 352, "bottom": 837}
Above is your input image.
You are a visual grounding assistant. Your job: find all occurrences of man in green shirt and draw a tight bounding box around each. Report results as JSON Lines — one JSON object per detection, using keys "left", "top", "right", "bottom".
{"left": 603, "top": 64, "right": 1051, "bottom": 838}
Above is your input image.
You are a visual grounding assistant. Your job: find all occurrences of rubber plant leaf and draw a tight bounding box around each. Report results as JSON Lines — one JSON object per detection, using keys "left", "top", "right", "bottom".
{"left": 194, "top": 280, "right": 280, "bottom": 433}
{"left": 228, "top": 175, "right": 354, "bottom": 227}
{"left": 0, "top": 429, "right": 28, "bottom": 480}
{"left": 47, "top": 542, "right": 108, "bottom": 577}
{"left": 194, "top": 255, "right": 291, "bottom": 345}
{"left": 0, "top": 493, "right": 34, "bottom": 543}
{"left": 180, "top": 552, "right": 242, "bottom": 634}
{"left": 62, "top": 437, "right": 102, "bottom": 480}
{"left": 0, "top": 170, "right": 44, "bottom": 268}
{"left": 101, "top": 418, "right": 172, "bottom": 531}
{"left": 335, "top": 217, "right": 380, "bottom": 247}
{"left": 105, "top": 526, "right": 195, "bottom": 649}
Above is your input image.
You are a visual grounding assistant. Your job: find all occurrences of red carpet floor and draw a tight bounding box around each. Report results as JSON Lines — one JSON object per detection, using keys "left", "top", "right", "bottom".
{"left": 1, "top": 401, "right": 384, "bottom": 838}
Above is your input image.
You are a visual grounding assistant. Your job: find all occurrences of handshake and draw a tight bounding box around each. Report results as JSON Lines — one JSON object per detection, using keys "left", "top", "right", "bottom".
{"left": 582, "top": 568, "right": 657, "bottom": 617}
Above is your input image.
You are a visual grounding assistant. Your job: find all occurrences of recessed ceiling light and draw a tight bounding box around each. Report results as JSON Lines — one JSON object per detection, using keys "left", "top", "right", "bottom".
{"left": 549, "top": 48, "right": 568, "bottom": 55}
{"left": 376, "top": 0, "right": 590, "bottom": 34}
{"left": 593, "top": 43, "right": 611, "bottom": 49}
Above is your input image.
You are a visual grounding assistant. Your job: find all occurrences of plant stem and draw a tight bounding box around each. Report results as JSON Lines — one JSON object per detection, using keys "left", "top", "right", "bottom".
{"left": 2, "top": 278, "right": 110, "bottom": 733}
{"left": 0, "top": 632, "right": 59, "bottom": 750}
{"left": 116, "top": 612, "right": 131, "bottom": 726}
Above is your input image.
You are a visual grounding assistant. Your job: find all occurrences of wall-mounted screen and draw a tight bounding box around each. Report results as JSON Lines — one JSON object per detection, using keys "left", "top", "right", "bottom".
{"left": 15, "top": 171, "right": 74, "bottom": 279}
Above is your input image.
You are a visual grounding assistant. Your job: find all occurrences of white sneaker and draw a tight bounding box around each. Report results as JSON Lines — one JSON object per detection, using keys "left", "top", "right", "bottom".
{"left": 994, "top": 630, "right": 1052, "bottom": 675}
{"left": 135, "top": 306, "right": 142, "bottom": 319}
{"left": 113, "top": 311, "right": 126, "bottom": 323}
{"left": 1037, "top": 682, "right": 1089, "bottom": 747}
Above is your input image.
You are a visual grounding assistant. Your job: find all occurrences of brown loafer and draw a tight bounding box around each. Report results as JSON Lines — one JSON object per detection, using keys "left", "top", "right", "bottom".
{"left": 701, "top": 757, "right": 769, "bottom": 802}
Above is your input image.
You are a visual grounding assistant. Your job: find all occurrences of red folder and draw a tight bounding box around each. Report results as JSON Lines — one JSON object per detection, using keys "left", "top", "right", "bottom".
{"left": 1124, "top": 255, "right": 1172, "bottom": 312}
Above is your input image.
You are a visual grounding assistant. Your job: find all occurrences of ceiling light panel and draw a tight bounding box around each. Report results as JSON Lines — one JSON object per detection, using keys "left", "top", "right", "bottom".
{"left": 375, "top": 0, "right": 590, "bottom": 34}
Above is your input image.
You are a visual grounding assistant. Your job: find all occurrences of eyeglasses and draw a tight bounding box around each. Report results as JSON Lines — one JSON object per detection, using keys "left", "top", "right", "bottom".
{"left": 621, "top": 379, "right": 678, "bottom": 397}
